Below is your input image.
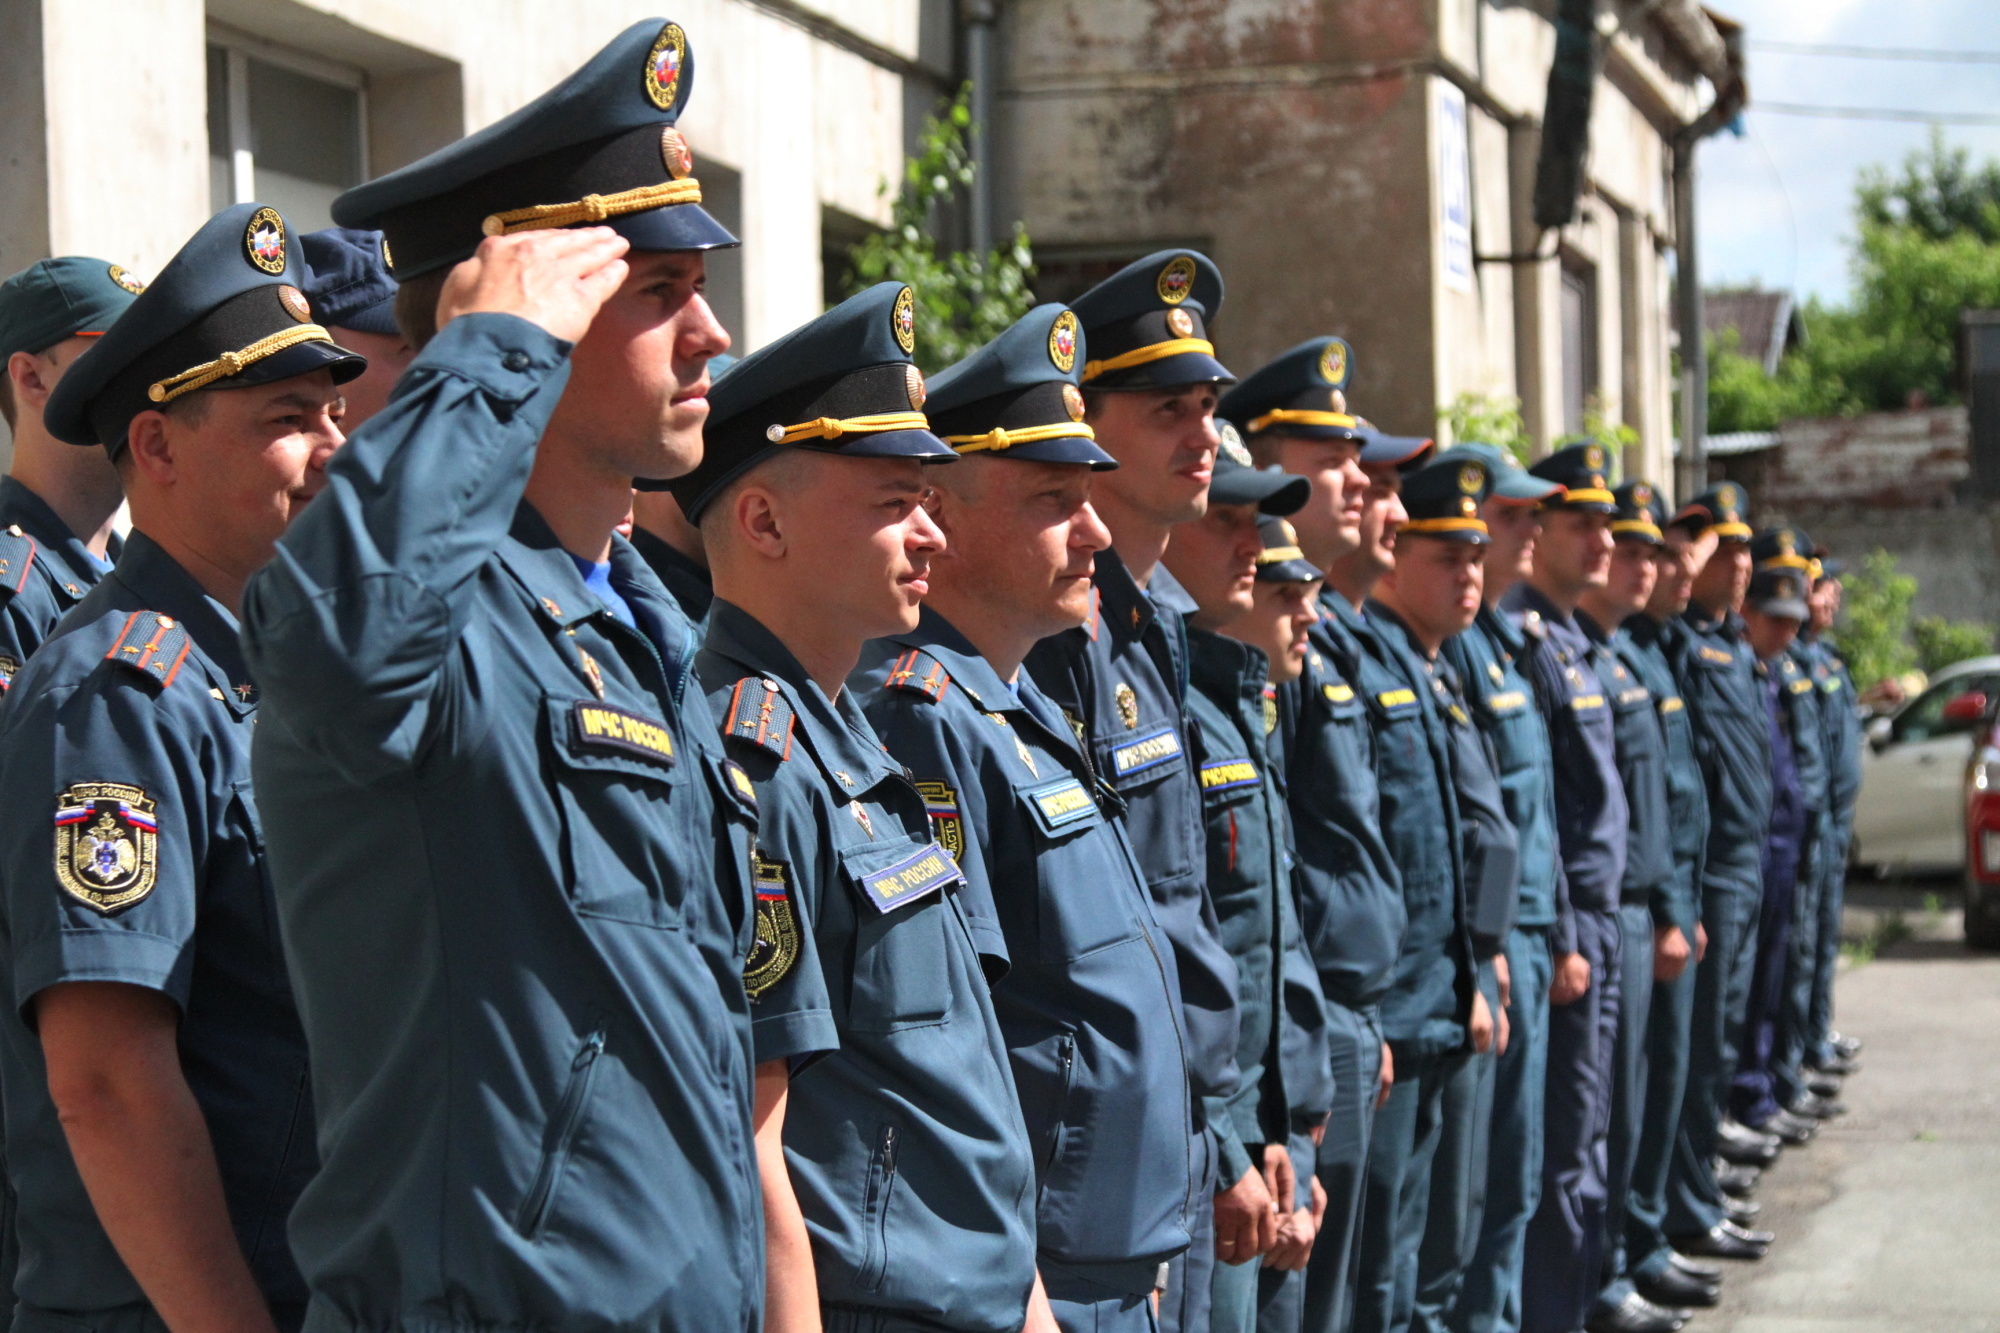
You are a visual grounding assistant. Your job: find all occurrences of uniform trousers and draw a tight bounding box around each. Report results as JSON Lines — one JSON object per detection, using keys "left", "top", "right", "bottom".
{"left": 1620, "top": 907, "right": 1698, "bottom": 1281}
{"left": 1664, "top": 879, "right": 1760, "bottom": 1238}
{"left": 1256, "top": 1130, "right": 1323, "bottom": 1333}
{"left": 1297, "top": 1005, "right": 1386, "bottom": 1333}
{"left": 1449, "top": 928, "right": 1554, "bottom": 1333}
{"left": 1521, "top": 908, "right": 1621, "bottom": 1333}
{"left": 1214, "top": 1193, "right": 1264, "bottom": 1333}
{"left": 1352, "top": 1049, "right": 1467, "bottom": 1333}
{"left": 1730, "top": 816, "right": 1808, "bottom": 1129}
{"left": 1772, "top": 823, "right": 1830, "bottom": 1108}
{"left": 1162, "top": 1123, "right": 1221, "bottom": 1333}
{"left": 1412, "top": 963, "right": 1502, "bottom": 1333}
{"left": 1807, "top": 820, "right": 1853, "bottom": 1065}
{"left": 1044, "top": 1264, "right": 1167, "bottom": 1333}
{"left": 1594, "top": 903, "right": 1659, "bottom": 1311}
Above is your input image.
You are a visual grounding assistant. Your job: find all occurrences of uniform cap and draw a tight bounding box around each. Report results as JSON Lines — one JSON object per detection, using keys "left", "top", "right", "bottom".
{"left": 1435, "top": 442, "right": 1561, "bottom": 503}
{"left": 300, "top": 228, "right": 398, "bottom": 336}
{"left": 1750, "top": 523, "right": 1814, "bottom": 572}
{"left": 0, "top": 256, "right": 146, "bottom": 360}
{"left": 1671, "top": 482, "right": 1752, "bottom": 539}
{"left": 1527, "top": 440, "right": 1617, "bottom": 512}
{"left": 333, "top": 19, "right": 736, "bottom": 277}
{"left": 1070, "top": 249, "right": 1233, "bottom": 390}
{"left": 1254, "top": 514, "right": 1321, "bottom": 582}
{"left": 1399, "top": 453, "right": 1493, "bottom": 544}
{"left": 922, "top": 304, "right": 1115, "bottom": 468}
{"left": 43, "top": 203, "right": 365, "bottom": 451}
{"left": 668, "top": 282, "right": 954, "bottom": 519}
{"left": 1746, "top": 566, "right": 1810, "bottom": 621}
{"left": 1610, "top": 479, "right": 1666, "bottom": 545}
{"left": 1209, "top": 422, "right": 1310, "bottom": 514}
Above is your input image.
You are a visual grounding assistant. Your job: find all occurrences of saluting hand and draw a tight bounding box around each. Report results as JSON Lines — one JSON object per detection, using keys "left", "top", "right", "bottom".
{"left": 435, "top": 226, "right": 631, "bottom": 345}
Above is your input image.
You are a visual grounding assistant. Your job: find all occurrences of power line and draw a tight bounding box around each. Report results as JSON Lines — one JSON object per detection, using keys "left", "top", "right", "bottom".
{"left": 1756, "top": 102, "right": 2000, "bottom": 127}
{"left": 1749, "top": 40, "right": 2000, "bottom": 64}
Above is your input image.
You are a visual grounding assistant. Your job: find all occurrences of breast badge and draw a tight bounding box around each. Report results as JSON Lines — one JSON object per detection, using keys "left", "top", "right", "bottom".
{"left": 54, "top": 783, "right": 160, "bottom": 914}
{"left": 1114, "top": 681, "right": 1140, "bottom": 729}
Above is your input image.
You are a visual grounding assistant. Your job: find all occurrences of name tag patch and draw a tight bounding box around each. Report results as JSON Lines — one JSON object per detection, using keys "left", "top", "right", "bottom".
{"left": 571, "top": 701, "right": 676, "bottom": 767}
{"left": 1109, "top": 724, "right": 1183, "bottom": 778}
{"left": 1199, "top": 759, "right": 1260, "bottom": 793}
{"left": 1697, "top": 645, "right": 1734, "bottom": 665}
{"left": 1376, "top": 688, "right": 1417, "bottom": 708}
{"left": 1617, "top": 686, "right": 1651, "bottom": 706}
{"left": 857, "top": 842, "right": 961, "bottom": 915}
{"left": 1571, "top": 693, "right": 1606, "bottom": 712}
{"left": 1026, "top": 776, "right": 1100, "bottom": 834}
{"left": 1485, "top": 689, "right": 1527, "bottom": 712}
{"left": 1790, "top": 677, "right": 1814, "bottom": 695}
{"left": 1322, "top": 683, "right": 1355, "bottom": 704}
{"left": 1658, "top": 696, "right": 1685, "bottom": 714}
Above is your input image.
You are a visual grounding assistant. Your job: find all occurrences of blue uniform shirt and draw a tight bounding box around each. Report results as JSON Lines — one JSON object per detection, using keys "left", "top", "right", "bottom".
{"left": 1621, "top": 615, "right": 1709, "bottom": 936}
{"left": 1801, "top": 637, "right": 1861, "bottom": 819}
{"left": 859, "top": 610, "right": 1194, "bottom": 1289}
{"left": 1780, "top": 643, "right": 1830, "bottom": 817}
{"left": 697, "top": 602, "right": 1036, "bottom": 1330}
{"left": 1579, "top": 611, "right": 1675, "bottom": 924}
{"left": 241, "top": 314, "right": 764, "bottom": 1330}
{"left": 0, "top": 475, "right": 120, "bottom": 689}
{"left": 1443, "top": 605, "right": 1566, "bottom": 938}
{"left": 1677, "top": 603, "right": 1775, "bottom": 891}
{"left": 1025, "top": 550, "right": 1241, "bottom": 1112}
{"left": 1285, "top": 612, "right": 1406, "bottom": 1015}
{"left": 1345, "top": 595, "right": 1476, "bottom": 1054}
{"left": 1505, "top": 585, "right": 1629, "bottom": 913}
{"left": 0, "top": 532, "right": 312, "bottom": 1319}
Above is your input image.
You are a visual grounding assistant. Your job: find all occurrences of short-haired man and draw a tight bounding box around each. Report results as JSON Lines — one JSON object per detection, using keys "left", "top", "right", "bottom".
{"left": 1024, "top": 250, "right": 1247, "bottom": 1333}
{"left": 859, "top": 304, "right": 1193, "bottom": 1331}
{"left": 0, "top": 257, "right": 138, "bottom": 683}
{"left": 241, "top": 23, "right": 770, "bottom": 1326}
{"left": 6, "top": 203, "right": 360, "bottom": 1333}
{"left": 299, "top": 227, "right": 415, "bottom": 430}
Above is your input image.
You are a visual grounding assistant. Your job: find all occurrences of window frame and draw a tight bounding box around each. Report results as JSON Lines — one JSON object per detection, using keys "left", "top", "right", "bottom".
{"left": 207, "top": 22, "right": 369, "bottom": 209}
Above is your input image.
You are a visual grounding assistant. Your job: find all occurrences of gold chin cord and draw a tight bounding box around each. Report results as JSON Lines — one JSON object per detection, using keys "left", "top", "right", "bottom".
{"left": 1079, "top": 337, "right": 1213, "bottom": 383}
{"left": 481, "top": 179, "right": 703, "bottom": 236}
{"left": 765, "top": 412, "right": 932, "bottom": 445}
{"left": 147, "top": 324, "right": 335, "bottom": 404}
{"left": 944, "top": 422, "right": 1097, "bottom": 454}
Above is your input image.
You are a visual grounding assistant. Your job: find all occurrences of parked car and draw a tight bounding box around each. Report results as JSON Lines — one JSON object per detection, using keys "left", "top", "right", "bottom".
{"left": 1852, "top": 655, "right": 2000, "bottom": 876}
{"left": 1962, "top": 693, "right": 2000, "bottom": 950}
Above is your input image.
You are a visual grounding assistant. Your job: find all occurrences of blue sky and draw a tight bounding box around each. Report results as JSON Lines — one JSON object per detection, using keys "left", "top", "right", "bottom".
{"left": 1696, "top": 0, "right": 2000, "bottom": 304}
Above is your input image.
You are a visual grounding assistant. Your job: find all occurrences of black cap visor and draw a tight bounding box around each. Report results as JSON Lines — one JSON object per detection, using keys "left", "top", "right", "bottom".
{"left": 972, "top": 431, "right": 1119, "bottom": 469}
{"left": 1211, "top": 470, "right": 1310, "bottom": 515}
{"left": 609, "top": 201, "right": 740, "bottom": 254}
{"left": 1090, "top": 347, "right": 1236, "bottom": 391}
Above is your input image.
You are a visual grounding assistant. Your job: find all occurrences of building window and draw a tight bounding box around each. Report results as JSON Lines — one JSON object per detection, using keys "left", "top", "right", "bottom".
{"left": 207, "top": 32, "right": 365, "bottom": 232}
{"left": 1560, "top": 262, "right": 1599, "bottom": 435}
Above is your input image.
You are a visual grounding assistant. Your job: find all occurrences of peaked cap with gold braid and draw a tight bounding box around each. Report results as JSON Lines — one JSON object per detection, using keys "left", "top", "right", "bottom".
{"left": 1070, "top": 249, "right": 1234, "bottom": 390}
{"left": 332, "top": 19, "right": 736, "bottom": 278}
{"left": 1218, "top": 336, "right": 1434, "bottom": 467}
{"left": 1527, "top": 440, "right": 1618, "bottom": 513}
{"left": 43, "top": 202, "right": 365, "bottom": 451}
{"left": 1398, "top": 453, "right": 1493, "bottom": 545}
{"left": 923, "top": 304, "right": 1117, "bottom": 468}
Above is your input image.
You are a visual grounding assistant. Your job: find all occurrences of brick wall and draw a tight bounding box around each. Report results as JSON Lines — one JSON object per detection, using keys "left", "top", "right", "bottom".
{"left": 1762, "top": 406, "right": 1968, "bottom": 511}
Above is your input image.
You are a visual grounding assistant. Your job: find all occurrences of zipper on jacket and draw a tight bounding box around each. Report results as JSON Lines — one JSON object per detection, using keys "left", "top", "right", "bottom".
{"left": 859, "top": 1122, "right": 901, "bottom": 1290}
{"left": 516, "top": 1027, "right": 606, "bottom": 1238}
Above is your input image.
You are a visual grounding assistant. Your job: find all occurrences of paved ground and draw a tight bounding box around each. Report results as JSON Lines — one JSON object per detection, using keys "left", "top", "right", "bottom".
{"left": 1703, "top": 879, "right": 2000, "bottom": 1333}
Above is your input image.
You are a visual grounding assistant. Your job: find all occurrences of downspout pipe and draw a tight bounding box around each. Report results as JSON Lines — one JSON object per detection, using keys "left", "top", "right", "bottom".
{"left": 961, "top": 0, "right": 998, "bottom": 256}
{"left": 1673, "top": 12, "right": 1747, "bottom": 503}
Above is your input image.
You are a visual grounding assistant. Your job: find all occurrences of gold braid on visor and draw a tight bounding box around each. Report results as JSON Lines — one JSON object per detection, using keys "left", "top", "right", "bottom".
{"left": 765, "top": 412, "right": 931, "bottom": 446}
{"left": 482, "top": 179, "right": 703, "bottom": 236}
{"left": 1611, "top": 520, "right": 1662, "bottom": 540}
{"left": 1247, "top": 408, "right": 1358, "bottom": 434}
{"left": 1400, "top": 517, "right": 1488, "bottom": 535}
{"left": 1081, "top": 338, "right": 1214, "bottom": 383}
{"left": 1759, "top": 554, "right": 1813, "bottom": 571}
{"left": 945, "top": 423, "right": 1096, "bottom": 454}
{"left": 1557, "top": 488, "right": 1616, "bottom": 506}
{"left": 1255, "top": 544, "right": 1307, "bottom": 565}
{"left": 147, "top": 324, "right": 336, "bottom": 404}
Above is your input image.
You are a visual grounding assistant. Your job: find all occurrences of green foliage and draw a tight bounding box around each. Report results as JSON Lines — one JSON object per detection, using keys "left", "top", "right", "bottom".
{"left": 841, "top": 85, "right": 1036, "bottom": 373}
{"left": 1438, "top": 392, "right": 1530, "bottom": 463}
{"left": 1556, "top": 398, "right": 1636, "bottom": 478}
{"left": 1857, "top": 130, "right": 2000, "bottom": 244}
{"left": 1831, "top": 550, "right": 1918, "bottom": 691}
{"left": 1913, "top": 615, "right": 1995, "bottom": 674}
{"left": 1706, "top": 329, "right": 1789, "bottom": 433}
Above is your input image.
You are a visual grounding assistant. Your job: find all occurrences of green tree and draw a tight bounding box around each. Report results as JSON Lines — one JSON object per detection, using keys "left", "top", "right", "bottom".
{"left": 1706, "top": 329, "right": 1789, "bottom": 433}
{"left": 1857, "top": 130, "right": 2000, "bottom": 244}
{"left": 1833, "top": 550, "right": 1919, "bottom": 691}
{"left": 1913, "top": 615, "right": 1996, "bottom": 674}
{"left": 842, "top": 85, "right": 1036, "bottom": 373}
{"left": 1437, "top": 392, "right": 1530, "bottom": 462}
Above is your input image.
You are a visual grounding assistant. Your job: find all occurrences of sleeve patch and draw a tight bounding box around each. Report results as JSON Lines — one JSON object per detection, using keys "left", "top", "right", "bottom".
{"left": 0, "top": 527, "right": 37, "bottom": 597}
{"left": 914, "top": 780, "right": 964, "bottom": 858}
{"left": 743, "top": 850, "right": 800, "bottom": 1000}
{"left": 54, "top": 782, "right": 160, "bottom": 914}
{"left": 883, "top": 648, "right": 952, "bottom": 702}
{"left": 104, "top": 611, "right": 193, "bottom": 688}
{"left": 723, "top": 676, "right": 796, "bottom": 760}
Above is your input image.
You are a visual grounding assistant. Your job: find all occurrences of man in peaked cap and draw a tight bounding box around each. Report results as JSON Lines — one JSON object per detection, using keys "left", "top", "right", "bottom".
{"left": 1217, "top": 338, "right": 1420, "bottom": 1333}
{"left": 1435, "top": 444, "right": 1570, "bottom": 1333}
{"left": 1503, "top": 442, "right": 1630, "bottom": 1333}
{"left": 683, "top": 283, "right": 1051, "bottom": 1333}
{"left": 240, "top": 19, "right": 765, "bottom": 1329}
{"left": 0, "top": 258, "right": 141, "bottom": 691}
{"left": 860, "top": 303, "right": 1198, "bottom": 1332}
{"left": 1026, "top": 249, "right": 1250, "bottom": 1333}
{"left": 1, "top": 201, "right": 360, "bottom": 1332}
{"left": 1658, "top": 485, "right": 1780, "bottom": 1264}
{"left": 300, "top": 227, "right": 414, "bottom": 431}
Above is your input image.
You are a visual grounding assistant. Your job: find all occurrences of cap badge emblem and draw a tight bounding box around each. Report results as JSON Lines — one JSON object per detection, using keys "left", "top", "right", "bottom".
{"left": 1778, "top": 529, "right": 1795, "bottom": 555}
{"left": 1318, "top": 340, "right": 1347, "bottom": 385}
{"left": 643, "top": 23, "right": 687, "bottom": 111}
{"left": 244, "top": 207, "right": 287, "bottom": 275}
{"left": 107, "top": 265, "right": 146, "bottom": 295}
{"left": 1115, "top": 682, "right": 1140, "bottom": 729}
{"left": 1165, "top": 307, "right": 1195, "bottom": 338}
{"left": 892, "top": 286, "right": 917, "bottom": 355}
{"left": 277, "top": 285, "right": 311, "bottom": 322}
{"left": 1585, "top": 443, "right": 1605, "bottom": 470}
{"left": 660, "top": 127, "right": 693, "bottom": 180}
{"left": 1720, "top": 484, "right": 1737, "bottom": 508}
{"left": 905, "top": 363, "right": 927, "bottom": 410}
{"left": 1157, "top": 255, "right": 1197, "bottom": 305}
{"left": 1062, "top": 382, "right": 1086, "bottom": 421}
{"left": 1777, "top": 577, "right": 1796, "bottom": 599}
{"left": 1049, "top": 310, "right": 1079, "bottom": 372}
{"left": 1219, "top": 421, "right": 1253, "bottom": 467}
{"left": 1277, "top": 518, "right": 1299, "bottom": 545}
{"left": 1633, "top": 482, "right": 1652, "bottom": 506}
{"left": 1458, "top": 463, "right": 1482, "bottom": 495}
{"left": 1460, "top": 496, "right": 1477, "bottom": 515}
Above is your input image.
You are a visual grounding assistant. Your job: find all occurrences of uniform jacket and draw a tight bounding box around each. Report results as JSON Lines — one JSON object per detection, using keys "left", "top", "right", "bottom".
{"left": 1677, "top": 603, "right": 1775, "bottom": 892}
{"left": 1579, "top": 611, "right": 1675, "bottom": 925}
{"left": 0, "top": 474, "right": 117, "bottom": 690}
{"left": 242, "top": 315, "right": 764, "bottom": 1331}
{"left": 629, "top": 524, "right": 713, "bottom": 624}
{"left": 1621, "top": 615, "right": 1710, "bottom": 937}
{"left": 1801, "top": 636, "right": 1862, "bottom": 823}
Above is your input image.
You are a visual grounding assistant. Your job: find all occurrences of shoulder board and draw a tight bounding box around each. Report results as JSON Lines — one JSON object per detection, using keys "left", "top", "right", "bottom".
{"left": 723, "top": 676, "right": 796, "bottom": 760}
{"left": 104, "top": 611, "right": 193, "bottom": 688}
{"left": 882, "top": 647, "right": 952, "bottom": 703}
{"left": 0, "top": 526, "right": 37, "bottom": 598}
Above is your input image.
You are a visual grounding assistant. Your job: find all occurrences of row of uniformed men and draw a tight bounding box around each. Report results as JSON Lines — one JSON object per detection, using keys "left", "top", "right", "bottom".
{"left": 0, "top": 17, "right": 1861, "bottom": 1333}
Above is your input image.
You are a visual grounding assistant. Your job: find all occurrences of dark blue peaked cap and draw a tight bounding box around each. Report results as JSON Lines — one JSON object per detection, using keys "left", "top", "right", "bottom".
{"left": 1434, "top": 442, "right": 1562, "bottom": 503}
{"left": 1610, "top": 479, "right": 1667, "bottom": 544}
{"left": 1527, "top": 440, "right": 1617, "bottom": 512}
{"left": 668, "top": 282, "right": 955, "bottom": 519}
{"left": 333, "top": 19, "right": 736, "bottom": 278}
{"left": 44, "top": 202, "right": 365, "bottom": 450}
{"left": 1071, "top": 248, "right": 1233, "bottom": 390}
{"left": 300, "top": 227, "right": 398, "bottom": 335}
{"left": 1399, "top": 453, "right": 1492, "bottom": 545}
{"left": 924, "top": 304, "right": 1115, "bottom": 469}
{"left": 0, "top": 256, "right": 145, "bottom": 360}
{"left": 1218, "top": 335, "right": 1432, "bottom": 467}
{"left": 1210, "top": 424, "right": 1309, "bottom": 513}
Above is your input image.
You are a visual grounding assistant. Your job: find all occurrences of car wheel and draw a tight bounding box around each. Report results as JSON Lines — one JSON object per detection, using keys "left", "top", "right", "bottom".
{"left": 1964, "top": 875, "right": 2000, "bottom": 951}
